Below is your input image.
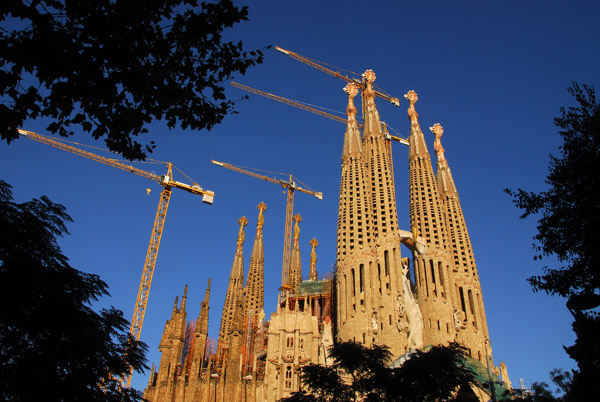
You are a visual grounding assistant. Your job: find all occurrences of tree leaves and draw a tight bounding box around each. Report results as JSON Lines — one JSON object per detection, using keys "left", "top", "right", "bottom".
{"left": 280, "top": 341, "right": 477, "bottom": 402}
{"left": 0, "top": 0, "right": 265, "bottom": 160}
{"left": 505, "top": 83, "right": 600, "bottom": 297}
{"left": 0, "top": 180, "right": 148, "bottom": 401}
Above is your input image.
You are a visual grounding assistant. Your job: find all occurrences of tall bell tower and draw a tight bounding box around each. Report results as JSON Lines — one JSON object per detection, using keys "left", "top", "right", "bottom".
{"left": 431, "top": 123, "right": 490, "bottom": 363}
{"left": 406, "top": 91, "right": 458, "bottom": 347}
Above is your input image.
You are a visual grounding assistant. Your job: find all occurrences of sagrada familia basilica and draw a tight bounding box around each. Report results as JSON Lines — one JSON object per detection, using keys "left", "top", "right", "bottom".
{"left": 142, "top": 71, "right": 511, "bottom": 401}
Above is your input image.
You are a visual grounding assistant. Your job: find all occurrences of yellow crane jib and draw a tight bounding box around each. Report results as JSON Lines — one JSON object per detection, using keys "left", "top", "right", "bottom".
{"left": 211, "top": 159, "right": 322, "bottom": 294}
{"left": 275, "top": 45, "right": 401, "bottom": 107}
{"left": 18, "top": 128, "right": 214, "bottom": 388}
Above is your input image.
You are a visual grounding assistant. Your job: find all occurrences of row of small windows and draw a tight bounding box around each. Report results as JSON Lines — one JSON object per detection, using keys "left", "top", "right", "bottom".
{"left": 338, "top": 250, "right": 399, "bottom": 323}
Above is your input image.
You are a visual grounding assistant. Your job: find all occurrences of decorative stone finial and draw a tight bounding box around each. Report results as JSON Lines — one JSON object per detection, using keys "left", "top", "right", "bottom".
{"left": 343, "top": 83, "right": 358, "bottom": 97}
{"left": 292, "top": 213, "right": 302, "bottom": 241}
{"left": 344, "top": 83, "right": 358, "bottom": 124}
{"left": 430, "top": 123, "right": 445, "bottom": 160}
{"left": 237, "top": 216, "right": 248, "bottom": 245}
{"left": 257, "top": 202, "right": 267, "bottom": 230}
{"left": 404, "top": 90, "right": 418, "bottom": 104}
{"left": 309, "top": 238, "right": 319, "bottom": 254}
{"left": 309, "top": 238, "right": 319, "bottom": 281}
{"left": 405, "top": 90, "right": 419, "bottom": 121}
{"left": 430, "top": 123, "right": 443, "bottom": 136}
{"left": 362, "top": 69, "right": 376, "bottom": 83}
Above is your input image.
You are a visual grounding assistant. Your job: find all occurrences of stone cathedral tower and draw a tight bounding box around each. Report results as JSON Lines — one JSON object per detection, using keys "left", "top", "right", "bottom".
{"left": 406, "top": 90, "right": 458, "bottom": 347}
{"left": 335, "top": 77, "right": 421, "bottom": 358}
{"left": 431, "top": 123, "right": 491, "bottom": 362}
{"left": 145, "top": 287, "right": 188, "bottom": 402}
{"left": 143, "top": 69, "right": 506, "bottom": 402}
{"left": 216, "top": 216, "right": 247, "bottom": 359}
{"left": 245, "top": 202, "right": 267, "bottom": 329}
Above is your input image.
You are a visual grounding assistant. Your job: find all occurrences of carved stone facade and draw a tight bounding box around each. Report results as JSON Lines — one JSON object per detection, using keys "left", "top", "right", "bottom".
{"left": 143, "top": 72, "right": 505, "bottom": 402}
{"left": 263, "top": 303, "right": 320, "bottom": 401}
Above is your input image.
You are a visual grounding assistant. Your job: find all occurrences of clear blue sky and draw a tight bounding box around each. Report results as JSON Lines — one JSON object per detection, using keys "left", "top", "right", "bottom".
{"left": 1, "top": 0, "right": 599, "bottom": 393}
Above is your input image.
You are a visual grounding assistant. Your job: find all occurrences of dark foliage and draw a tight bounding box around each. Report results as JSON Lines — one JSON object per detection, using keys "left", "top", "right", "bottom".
{"left": 297, "top": 364, "right": 353, "bottom": 402}
{"left": 328, "top": 341, "right": 393, "bottom": 398}
{"left": 0, "top": 180, "right": 148, "bottom": 401}
{"left": 505, "top": 83, "right": 600, "bottom": 297}
{"left": 559, "top": 313, "right": 600, "bottom": 402}
{"left": 387, "top": 343, "right": 478, "bottom": 402}
{"left": 0, "top": 0, "right": 265, "bottom": 160}
{"left": 280, "top": 341, "right": 477, "bottom": 402}
{"left": 505, "top": 83, "right": 600, "bottom": 402}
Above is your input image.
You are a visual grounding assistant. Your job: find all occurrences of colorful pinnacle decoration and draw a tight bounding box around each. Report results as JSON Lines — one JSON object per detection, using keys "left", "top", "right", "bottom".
{"left": 343, "top": 82, "right": 358, "bottom": 97}
{"left": 237, "top": 216, "right": 248, "bottom": 245}
{"left": 257, "top": 202, "right": 267, "bottom": 230}
{"left": 309, "top": 238, "right": 319, "bottom": 281}
{"left": 430, "top": 123, "right": 445, "bottom": 159}
{"left": 404, "top": 90, "right": 418, "bottom": 104}
{"left": 292, "top": 213, "right": 302, "bottom": 241}
{"left": 405, "top": 90, "right": 419, "bottom": 121}
{"left": 362, "top": 69, "right": 376, "bottom": 82}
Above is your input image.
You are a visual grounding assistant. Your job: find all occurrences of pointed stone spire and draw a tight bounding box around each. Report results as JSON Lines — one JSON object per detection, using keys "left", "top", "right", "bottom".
{"left": 405, "top": 91, "right": 449, "bottom": 249}
{"left": 361, "top": 69, "right": 384, "bottom": 141}
{"left": 336, "top": 82, "right": 380, "bottom": 345}
{"left": 153, "top": 287, "right": 188, "bottom": 399}
{"left": 342, "top": 83, "right": 363, "bottom": 161}
{"left": 245, "top": 202, "right": 267, "bottom": 327}
{"left": 431, "top": 123, "right": 470, "bottom": 268}
{"left": 431, "top": 123, "right": 491, "bottom": 361}
{"left": 431, "top": 123, "right": 457, "bottom": 199}
{"left": 361, "top": 69, "right": 399, "bottom": 238}
{"left": 197, "top": 279, "right": 211, "bottom": 335}
{"left": 287, "top": 213, "right": 303, "bottom": 291}
{"left": 180, "top": 284, "right": 188, "bottom": 312}
{"left": 217, "top": 216, "right": 247, "bottom": 356}
{"left": 337, "top": 83, "right": 373, "bottom": 262}
{"left": 406, "top": 91, "right": 457, "bottom": 347}
{"left": 190, "top": 279, "right": 211, "bottom": 380}
{"left": 308, "top": 238, "right": 319, "bottom": 281}
{"left": 406, "top": 91, "right": 429, "bottom": 157}
{"left": 172, "top": 295, "right": 179, "bottom": 314}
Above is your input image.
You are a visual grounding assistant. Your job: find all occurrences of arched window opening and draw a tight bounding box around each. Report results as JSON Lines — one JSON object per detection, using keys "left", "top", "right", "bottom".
{"left": 437, "top": 261, "right": 445, "bottom": 294}
{"left": 459, "top": 287, "right": 467, "bottom": 318}
{"left": 468, "top": 289, "right": 478, "bottom": 329}
{"left": 429, "top": 260, "right": 437, "bottom": 297}
{"left": 378, "top": 264, "right": 382, "bottom": 295}
{"left": 423, "top": 259, "right": 430, "bottom": 297}
{"left": 359, "top": 264, "right": 364, "bottom": 293}
{"left": 384, "top": 250, "right": 390, "bottom": 276}
{"left": 285, "top": 365, "right": 293, "bottom": 389}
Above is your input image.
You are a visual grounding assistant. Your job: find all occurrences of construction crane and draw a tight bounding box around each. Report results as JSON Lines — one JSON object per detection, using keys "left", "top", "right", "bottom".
{"left": 211, "top": 159, "right": 322, "bottom": 293}
{"left": 17, "top": 129, "right": 214, "bottom": 387}
{"left": 230, "top": 81, "right": 408, "bottom": 146}
{"left": 275, "top": 45, "right": 401, "bottom": 107}
{"left": 231, "top": 81, "right": 405, "bottom": 178}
